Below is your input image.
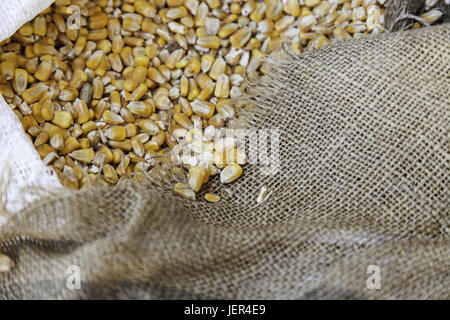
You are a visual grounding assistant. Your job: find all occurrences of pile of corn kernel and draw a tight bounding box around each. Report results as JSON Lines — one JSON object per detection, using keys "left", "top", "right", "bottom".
{"left": 0, "top": 0, "right": 444, "bottom": 201}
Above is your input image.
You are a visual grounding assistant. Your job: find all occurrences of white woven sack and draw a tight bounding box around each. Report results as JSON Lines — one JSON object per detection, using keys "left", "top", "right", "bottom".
{"left": 0, "top": 0, "right": 60, "bottom": 218}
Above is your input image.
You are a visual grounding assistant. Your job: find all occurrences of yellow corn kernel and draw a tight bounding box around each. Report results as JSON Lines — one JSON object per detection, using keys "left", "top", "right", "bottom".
{"left": 127, "top": 101, "right": 153, "bottom": 117}
{"left": 266, "top": 0, "right": 283, "bottom": 20}
{"left": 165, "top": 49, "right": 185, "bottom": 69}
{"left": 120, "top": 108, "right": 136, "bottom": 123}
{"left": 50, "top": 132, "right": 64, "bottom": 150}
{"left": 125, "top": 123, "right": 138, "bottom": 138}
{"left": 335, "top": 9, "right": 351, "bottom": 26}
{"left": 230, "top": 2, "right": 241, "bottom": 14}
{"left": 207, "top": 0, "right": 221, "bottom": 9}
{"left": 216, "top": 100, "right": 235, "bottom": 119}
{"left": 79, "top": 138, "right": 90, "bottom": 149}
{"left": 130, "top": 83, "right": 147, "bottom": 101}
{"left": 136, "top": 119, "right": 160, "bottom": 135}
{"left": 112, "top": 149, "right": 124, "bottom": 164}
{"left": 180, "top": 75, "right": 189, "bottom": 97}
{"left": 223, "top": 13, "right": 239, "bottom": 24}
{"left": 305, "top": 0, "right": 321, "bottom": 6}
{"left": 333, "top": 27, "right": 352, "bottom": 41}
{"left": 284, "top": 0, "right": 301, "bottom": 16}
{"left": 89, "top": 12, "right": 108, "bottom": 29}
{"left": 123, "top": 78, "right": 138, "bottom": 92}
{"left": 109, "top": 139, "right": 132, "bottom": 152}
{"left": 173, "top": 112, "right": 193, "bottom": 129}
{"left": 105, "top": 126, "right": 127, "bottom": 141}
{"left": 420, "top": 8, "right": 443, "bottom": 24}
{"left": 93, "top": 99, "right": 108, "bottom": 119}
{"left": 175, "top": 56, "right": 189, "bottom": 69}
{"left": 34, "top": 60, "right": 53, "bottom": 81}
{"left": 220, "top": 163, "right": 243, "bottom": 183}
{"left": 134, "top": 0, "right": 156, "bottom": 17}
{"left": 133, "top": 66, "right": 148, "bottom": 84}
{"left": 345, "top": 24, "right": 366, "bottom": 34}
{"left": 122, "top": 13, "right": 143, "bottom": 32}
{"left": 147, "top": 67, "right": 166, "bottom": 84}
{"left": 18, "top": 22, "right": 33, "bottom": 37}
{"left": 36, "top": 144, "right": 56, "bottom": 159}
{"left": 111, "top": 34, "right": 124, "bottom": 54}
{"left": 366, "top": 5, "right": 381, "bottom": 31}
{"left": 94, "top": 56, "right": 108, "bottom": 77}
{"left": 0, "top": 61, "right": 15, "bottom": 81}
{"left": 194, "top": 2, "right": 209, "bottom": 26}
{"left": 86, "top": 50, "right": 105, "bottom": 70}
{"left": 197, "top": 35, "right": 220, "bottom": 49}
{"left": 275, "top": 15, "right": 295, "bottom": 32}
{"left": 69, "top": 69, "right": 87, "bottom": 90}
{"left": 182, "top": 77, "right": 197, "bottom": 101}
{"left": 209, "top": 57, "right": 226, "bottom": 80}
{"left": 90, "top": 78, "right": 103, "bottom": 100}
{"left": 88, "top": 28, "right": 108, "bottom": 41}
{"left": 131, "top": 137, "right": 145, "bottom": 157}
{"left": 298, "top": 15, "right": 317, "bottom": 32}
{"left": 188, "top": 166, "right": 208, "bottom": 192}
{"left": 0, "top": 84, "right": 14, "bottom": 99}
{"left": 31, "top": 102, "right": 45, "bottom": 124}
{"left": 144, "top": 140, "right": 159, "bottom": 151}
{"left": 40, "top": 100, "right": 54, "bottom": 121}
{"left": 200, "top": 55, "right": 214, "bottom": 74}
{"left": 229, "top": 27, "right": 252, "bottom": 49}
{"left": 102, "top": 110, "right": 123, "bottom": 125}
{"left": 194, "top": 72, "right": 211, "bottom": 88}
{"left": 124, "top": 36, "right": 145, "bottom": 47}
{"left": 61, "top": 137, "right": 80, "bottom": 155}
{"left": 191, "top": 99, "right": 215, "bottom": 119}
{"left": 13, "top": 69, "right": 28, "bottom": 94}
{"left": 176, "top": 97, "right": 191, "bottom": 116}
{"left": 73, "top": 36, "right": 87, "bottom": 56}
{"left": 52, "top": 111, "right": 73, "bottom": 129}
{"left": 108, "top": 91, "right": 121, "bottom": 113}
{"left": 103, "top": 164, "right": 119, "bottom": 184}
{"left": 250, "top": 2, "right": 266, "bottom": 21}
{"left": 69, "top": 148, "right": 95, "bottom": 163}
{"left": 174, "top": 182, "right": 196, "bottom": 200}
{"left": 184, "top": 57, "right": 201, "bottom": 77}
{"left": 33, "top": 16, "right": 47, "bottom": 36}
{"left": 197, "top": 81, "right": 215, "bottom": 100}
{"left": 168, "top": 21, "right": 187, "bottom": 35}
{"left": 81, "top": 121, "right": 97, "bottom": 134}
{"left": 214, "top": 74, "right": 230, "bottom": 98}
{"left": 152, "top": 131, "right": 165, "bottom": 146}
{"left": 167, "top": 6, "right": 188, "bottom": 19}
{"left": 34, "top": 131, "right": 49, "bottom": 147}
{"left": 205, "top": 193, "right": 220, "bottom": 202}
{"left": 74, "top": 99, "right": 89, "bottom": 124}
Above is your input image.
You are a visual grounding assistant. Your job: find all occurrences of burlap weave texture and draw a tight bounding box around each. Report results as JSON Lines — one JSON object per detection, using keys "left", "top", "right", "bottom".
{"left": 0, "top": 23, "right": 448, "bottom": 299}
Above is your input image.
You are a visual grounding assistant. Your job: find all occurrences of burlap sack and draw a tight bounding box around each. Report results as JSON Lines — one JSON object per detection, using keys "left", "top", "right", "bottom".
{"left": 0, "top": 1, "right": 448, "bottom": 299}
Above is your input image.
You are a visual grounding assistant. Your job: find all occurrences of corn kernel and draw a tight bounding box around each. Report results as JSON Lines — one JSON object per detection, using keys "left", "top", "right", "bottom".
{"left": 205, "top": 193, "right": 220, "bottom": 202}
{"left": 220, "top": 163, "right": 243, "bottom": 183}
{"left": 174, "top": 182, "right": 196, "bottom": 200}
{"left": 69, "top": 149, "right": 95, "bottom": 163}
{"left": 105, "top": 126, "right": 127, "bottom": 141}
{"left": 52, "top": 111, "right": 73, "bottom": 129}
